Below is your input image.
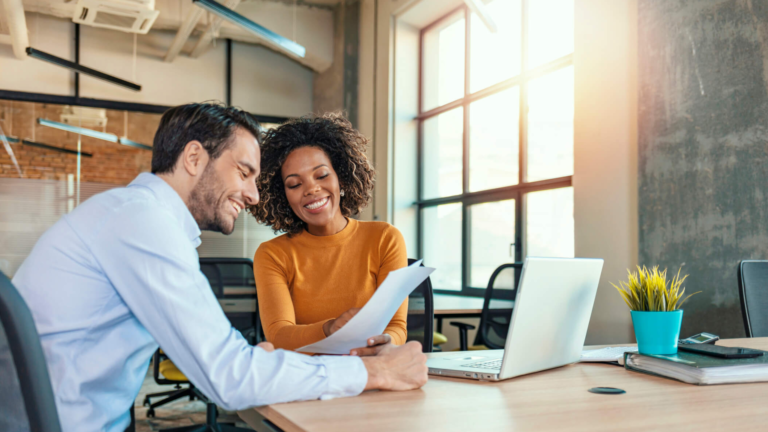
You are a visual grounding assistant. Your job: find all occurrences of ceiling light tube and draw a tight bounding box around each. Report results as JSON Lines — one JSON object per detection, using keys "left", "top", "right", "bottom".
{"left": 38, "top": 118, "right": 118, "bottom": 142}
{"left": 38, "top": 118, "right": 152, "bottom": 151}
{"left": 27, "top": 47, "right": 142, "bottom": 92}
{"left": 119, "top": 137, "right": 153, "bottom": 151}
{"left": 192, "top": 0, "right": 306, "bottom": 58}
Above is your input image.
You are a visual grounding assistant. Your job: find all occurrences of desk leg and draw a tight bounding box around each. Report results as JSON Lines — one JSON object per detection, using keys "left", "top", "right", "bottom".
{"left": 436, "top": 317, "right": 443, "bottom": 334}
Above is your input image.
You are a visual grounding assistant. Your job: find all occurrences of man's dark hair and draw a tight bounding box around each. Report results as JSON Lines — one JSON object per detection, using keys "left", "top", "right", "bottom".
{"left": 151, "top": 102, "right": 262, "bottom": 174}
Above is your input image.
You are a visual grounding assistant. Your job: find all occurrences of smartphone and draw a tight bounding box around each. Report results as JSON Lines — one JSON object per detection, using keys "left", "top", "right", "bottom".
{"left": 678, "top": 343, "right": 764, "bottom": 359}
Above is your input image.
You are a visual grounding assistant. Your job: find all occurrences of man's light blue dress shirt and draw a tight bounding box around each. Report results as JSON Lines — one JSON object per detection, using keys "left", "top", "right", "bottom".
{"left": 12, "top": 173, "right": 368, "bottom": 432}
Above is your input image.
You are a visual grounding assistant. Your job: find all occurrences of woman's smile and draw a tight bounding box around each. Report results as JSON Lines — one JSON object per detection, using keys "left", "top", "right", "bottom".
{"left": 304, "top": 196, "right": 330, "bottom": 213}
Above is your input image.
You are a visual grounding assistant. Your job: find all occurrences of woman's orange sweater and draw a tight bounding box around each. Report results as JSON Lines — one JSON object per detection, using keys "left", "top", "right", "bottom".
{"left": 253, "top": 218, "right": 408, "bottom": 351}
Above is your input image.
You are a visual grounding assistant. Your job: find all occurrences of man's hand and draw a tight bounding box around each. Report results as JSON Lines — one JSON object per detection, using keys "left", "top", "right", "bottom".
{"left": 323, "top": 307, "right": 361, "bottom": 336}
{"left": 361, "top": 341, "right": 428, "bottom": 391}
{"left": 350, "top": 334, "right": 393, "bottom": 356}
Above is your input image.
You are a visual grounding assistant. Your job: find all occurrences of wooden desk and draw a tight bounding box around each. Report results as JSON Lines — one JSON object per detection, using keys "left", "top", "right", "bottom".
{"left": 433, "top": 293, "right": 514, "bottom": 316}
{"left": 239, "top": 338, "right": 768, "bottom": 432}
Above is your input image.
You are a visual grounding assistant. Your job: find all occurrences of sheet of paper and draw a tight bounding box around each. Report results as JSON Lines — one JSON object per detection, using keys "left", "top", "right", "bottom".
{"left": 298, "top": 260, "right": 435, "bottom": 355}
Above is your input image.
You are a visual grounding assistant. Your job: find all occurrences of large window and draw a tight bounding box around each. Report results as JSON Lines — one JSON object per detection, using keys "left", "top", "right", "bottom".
{"left": 417, "top": 0, "right": 575, "bottom": 295}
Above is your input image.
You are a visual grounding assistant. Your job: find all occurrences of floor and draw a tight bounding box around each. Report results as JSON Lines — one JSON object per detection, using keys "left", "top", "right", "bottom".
{"left": 134, "top": 368, "right": 254, "bottom": 431}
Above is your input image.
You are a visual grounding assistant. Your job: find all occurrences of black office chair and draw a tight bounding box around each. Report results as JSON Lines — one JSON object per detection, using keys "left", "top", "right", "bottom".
{"left": 737, "top": 260, "right": 768, "bottom": 337}
{"left": 0, "top": 271, "right": 62, "bottom": 432}
{"left": 451, "top": 263, "right": 522, "bottom": 351}
{"left": 200, "top": 258, "right": 263, "bottom": 344}
{"left": 142, "top": 258, "right": 259, "bottom": 431}
{"left": 406, "top": 259, "right": 434, "bottom": 353}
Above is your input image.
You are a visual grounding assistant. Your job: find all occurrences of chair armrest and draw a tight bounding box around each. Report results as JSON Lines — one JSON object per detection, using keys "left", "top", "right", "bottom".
{"left": 449, "top": 322, "right": 476, "bottom": 351}
{"left": 449, "top": 322, "right": 476, "bottom": 331}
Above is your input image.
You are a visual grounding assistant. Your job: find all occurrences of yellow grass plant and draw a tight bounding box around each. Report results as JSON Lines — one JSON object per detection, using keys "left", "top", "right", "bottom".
{"left": 612, "top": 266, "right": 700, "bottom": 312}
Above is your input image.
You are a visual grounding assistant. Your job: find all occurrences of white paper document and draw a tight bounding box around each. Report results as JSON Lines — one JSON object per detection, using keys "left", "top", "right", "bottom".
{"left": 297, "top": 260, "right": 435, "bottom": 355}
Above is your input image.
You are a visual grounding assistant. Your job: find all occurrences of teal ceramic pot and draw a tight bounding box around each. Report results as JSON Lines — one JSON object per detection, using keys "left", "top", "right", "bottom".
{"left": 630, "top": 310, "right": 683, "bottom": 355}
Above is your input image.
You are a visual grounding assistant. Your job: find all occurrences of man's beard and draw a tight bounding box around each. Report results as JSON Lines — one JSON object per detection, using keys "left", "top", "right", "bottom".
{"left": 188, "top": 164, "right": 234, "bottom": 235}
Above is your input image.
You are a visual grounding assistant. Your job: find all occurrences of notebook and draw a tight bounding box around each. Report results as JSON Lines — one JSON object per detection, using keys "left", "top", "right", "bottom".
{"left": 624, "top": 349, "right": 768, "bottom": 385}
{"left": 580, "top": 346, "right": 638, "bottom": 365}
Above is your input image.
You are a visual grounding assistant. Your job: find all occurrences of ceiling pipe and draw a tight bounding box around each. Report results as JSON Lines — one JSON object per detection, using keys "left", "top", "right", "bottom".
{"left": 1, "top": 0, "right": 30, "bottom": 59}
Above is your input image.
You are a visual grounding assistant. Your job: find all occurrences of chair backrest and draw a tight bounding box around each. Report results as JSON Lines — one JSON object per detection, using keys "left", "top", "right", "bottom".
{"left": 0, "top": 272, "right": 62, "bottom": 432}
{"left": 737, "top": 260, "right": 768, "bottom": 337}
{"left": 406, "top": 259, "right": 434, "bottom": 353}
{"left": 199, "top": 258, "right": 263, "bottom": 344}
{"left": 475, "top": 263, "right": 523, "bottom": 350}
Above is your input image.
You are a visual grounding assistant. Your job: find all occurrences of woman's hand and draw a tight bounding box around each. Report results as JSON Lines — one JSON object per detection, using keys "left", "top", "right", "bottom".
{"left": 350, "top": 334, "right": 393, "bottom": 356}
{"left": 323, "top": 307, "right": 361, "bottom": 336}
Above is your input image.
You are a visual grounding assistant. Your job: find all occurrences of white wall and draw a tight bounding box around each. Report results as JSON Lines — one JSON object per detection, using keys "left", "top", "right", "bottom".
{"left": 0, "top": 14, "right": 72, "bottom": 95}
{"left": 391, "top": 20, "right": 420, "bottom": 256}
{"left": 574, "top": 0, "right": 638, "bottom": 345}
{"left": 79, "top": 26, "right": 227, "bottom": 106}
{"left": 231, "top": 42, "right": 313, "bottom": 118}
{"left": 0, "top": 13, "right": 314, "bottom": 118}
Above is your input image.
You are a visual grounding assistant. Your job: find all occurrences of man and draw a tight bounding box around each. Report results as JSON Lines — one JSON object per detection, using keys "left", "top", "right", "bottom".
{"left": 12, "top": 103, "right": 427, "bottom": 432}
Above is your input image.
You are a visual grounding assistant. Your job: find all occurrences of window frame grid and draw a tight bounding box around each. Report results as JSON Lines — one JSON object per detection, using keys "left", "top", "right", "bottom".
{"left": 416, "top": 0, "right": 574, "bottom": 297}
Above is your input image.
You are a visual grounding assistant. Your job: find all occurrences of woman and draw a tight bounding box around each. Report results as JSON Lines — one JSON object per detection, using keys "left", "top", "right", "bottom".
{"left": 250, "top": 113, "right": 408, "bottom": 355}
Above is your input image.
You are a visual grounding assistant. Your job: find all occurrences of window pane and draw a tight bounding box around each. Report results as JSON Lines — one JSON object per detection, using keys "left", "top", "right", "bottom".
{"left": 422, "top": 11, "right": 465, "bottom": 112}
{"left": 469, "top": 87, "right": 519, "bottom": 192}
{"left": 422, "top": 204, "right": 462, "bottom": 290}
{"left": 470, "top": 199, "right": 516, "bottom": 288}
{"left": 526, "top": 66, "right": 573, "bottom": 182}
{"left": 527, "top": 0, "right": 574, "bottom": 69}
{"left": 525, "top": 187, "right": 574, "bottom": 258}
{"left": 469, "top": 0, "right": 521, "bottom": 92}
{"left": 421, "top": 107, "right": 463, "bottom": 200}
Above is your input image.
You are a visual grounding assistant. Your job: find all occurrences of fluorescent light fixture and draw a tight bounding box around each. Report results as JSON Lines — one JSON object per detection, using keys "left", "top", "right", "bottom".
{"left": 38, "top": 118, "right": 152, "bottom": 151}
{"left": 192, "top": 0, "right": 306, "bottom": 58}
{"left": 119, "top": 137, "right": 153, "bottom": 151}
{"left": 38, "top": 118, "right": 118, "bottom": 142}
{"left": 27, "top": 47, "right": 142, "bottom": 92}
{"left": 1, "top": 134, "right": 93, "bottom": 157}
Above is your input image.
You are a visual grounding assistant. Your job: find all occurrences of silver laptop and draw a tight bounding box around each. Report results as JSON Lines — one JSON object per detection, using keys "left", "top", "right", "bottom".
{"left": 427, "top": 257, "right": 604, "bottom": 381}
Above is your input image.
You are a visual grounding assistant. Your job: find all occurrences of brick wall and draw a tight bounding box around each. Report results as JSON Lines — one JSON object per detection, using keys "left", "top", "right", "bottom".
{"left": 0, "top": 100, "right": 160, "bottom": 185}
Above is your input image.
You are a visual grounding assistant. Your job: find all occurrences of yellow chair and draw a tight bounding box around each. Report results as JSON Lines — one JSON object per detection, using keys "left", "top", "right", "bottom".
{"left": 433, "top": 332, "right": 448, "bottom": 346}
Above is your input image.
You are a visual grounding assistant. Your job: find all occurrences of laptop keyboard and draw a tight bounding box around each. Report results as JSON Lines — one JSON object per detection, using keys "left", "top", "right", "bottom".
{"left": 461, "top": 359, "right": 502, "bottom": 370}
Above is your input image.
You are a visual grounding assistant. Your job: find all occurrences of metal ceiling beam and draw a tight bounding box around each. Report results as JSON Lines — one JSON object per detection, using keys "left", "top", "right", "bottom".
{"left": 164, "top": 5, "right": 207, "bottom": 62}
{"left": 1, "top": 0, "right": 30, "bottom": 59}
{"left": 190, "top": 0, "right": 242, "bottom": 58}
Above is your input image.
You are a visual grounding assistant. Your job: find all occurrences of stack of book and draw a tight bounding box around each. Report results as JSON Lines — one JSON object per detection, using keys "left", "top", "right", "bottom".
{"left": 624, "top": 349, "right": 768, "bottom": 385}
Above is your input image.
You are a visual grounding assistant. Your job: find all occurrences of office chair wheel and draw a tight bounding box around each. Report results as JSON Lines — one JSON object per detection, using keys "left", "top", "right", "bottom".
{"left": 143, "top": 396, "right": 151, "bottom": 407}
{"left": 147, "top": 408, "right": 155, "bottom": 418}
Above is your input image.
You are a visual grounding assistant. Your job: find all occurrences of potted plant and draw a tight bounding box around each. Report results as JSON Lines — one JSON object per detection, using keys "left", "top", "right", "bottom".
{"left": 612, "top": 266, "right": 700, "bottom": 355}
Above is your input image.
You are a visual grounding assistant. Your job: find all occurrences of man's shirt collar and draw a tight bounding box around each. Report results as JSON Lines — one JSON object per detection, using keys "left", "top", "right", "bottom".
{"left": 128, "top": 173, "right": 202, "bottom": 247}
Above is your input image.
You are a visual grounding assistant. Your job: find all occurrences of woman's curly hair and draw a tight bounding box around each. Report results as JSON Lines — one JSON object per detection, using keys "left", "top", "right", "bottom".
{"left": 249, "top": 112, "right": 375, "bottom": 236}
